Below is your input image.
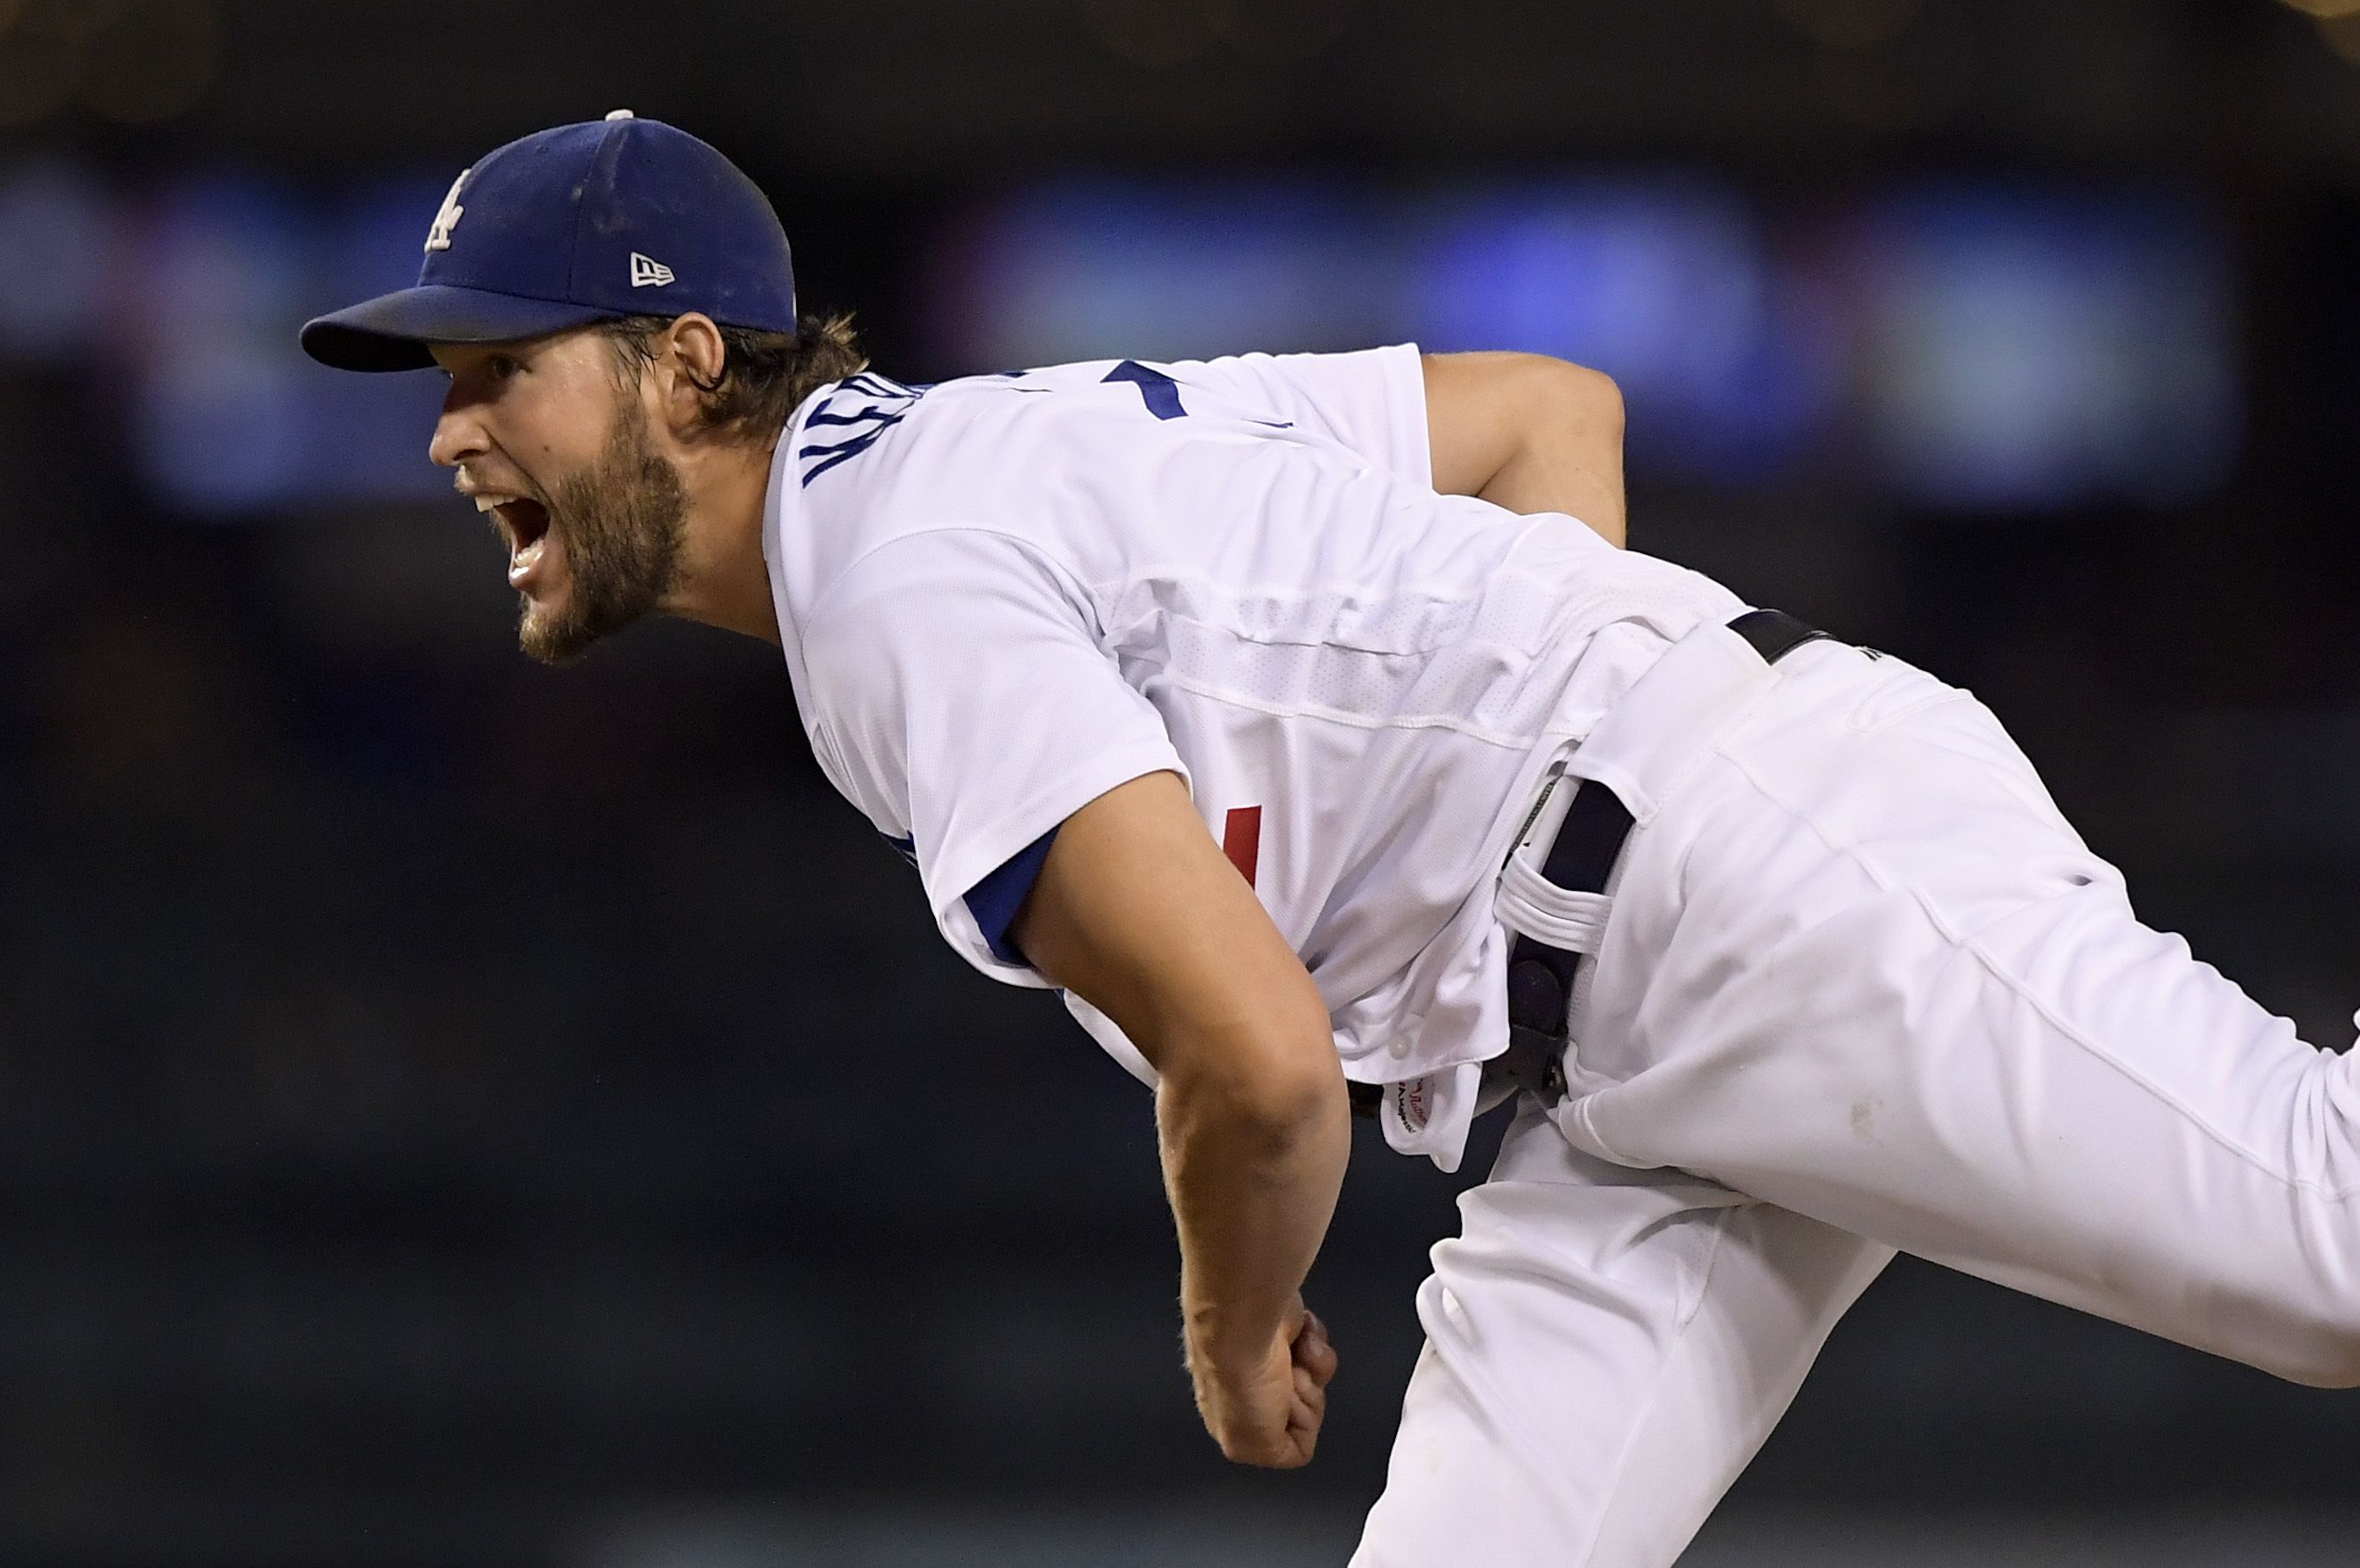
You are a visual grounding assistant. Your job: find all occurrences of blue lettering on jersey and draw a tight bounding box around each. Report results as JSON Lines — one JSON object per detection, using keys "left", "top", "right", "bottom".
{"left": 1101, "top": 359, "right": 1187, "bottom": 419}
{"left": 799, "top": 362, "right": 1202, "bottom": 487}
{"left": 798, "top": 373, "right": 930, "bottom": 486}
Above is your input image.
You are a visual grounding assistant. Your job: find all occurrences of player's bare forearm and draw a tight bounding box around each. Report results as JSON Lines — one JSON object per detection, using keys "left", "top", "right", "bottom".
{"left": 1423, "top": 350, "right": 1629, "bottom": 547}
{"left": 1012, "top": 770, "right": 1348, "bottom": 1467}
{"left": 1162, "top": 1064, "right": 1345, "bottom": 1361}
{"left": 1159, "top": 1038, "right": 1348, "bottom": 1464}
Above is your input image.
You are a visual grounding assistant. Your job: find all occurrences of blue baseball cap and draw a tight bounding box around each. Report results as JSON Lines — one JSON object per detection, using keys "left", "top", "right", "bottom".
{"left": 301, "top": 112, "right": 797, "bottom": 373}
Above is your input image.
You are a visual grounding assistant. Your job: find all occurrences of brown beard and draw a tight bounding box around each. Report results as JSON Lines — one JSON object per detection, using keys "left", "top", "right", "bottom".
{"left": 517, "top": 394, "right": 688, "bottom": 667}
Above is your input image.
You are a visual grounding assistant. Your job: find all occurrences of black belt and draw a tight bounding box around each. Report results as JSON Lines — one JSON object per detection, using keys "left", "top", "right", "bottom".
{"left": 1349, "top": 609, "right": 1829, "bottom": 1121}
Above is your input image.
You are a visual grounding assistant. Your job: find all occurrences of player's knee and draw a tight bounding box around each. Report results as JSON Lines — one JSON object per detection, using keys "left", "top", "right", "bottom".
{"left": 2298, "top": 1335, "right": 2360, "bottom": 1390}
{"left": 2268, "top": 1349, "right": 2360, "bottom": 1391}
{"left": 2247, "top": 1300, "right": 2360, "bottom": 1389}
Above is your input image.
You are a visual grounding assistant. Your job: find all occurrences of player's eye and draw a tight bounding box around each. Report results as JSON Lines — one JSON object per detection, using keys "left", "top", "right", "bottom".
{"left": 486, "top": 354, "right": 522, "bottom": 381}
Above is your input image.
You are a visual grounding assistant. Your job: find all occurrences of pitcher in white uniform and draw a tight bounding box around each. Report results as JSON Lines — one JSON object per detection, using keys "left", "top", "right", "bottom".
{"left": 303, "top": 114, "right": 2360, "bottom": 1567}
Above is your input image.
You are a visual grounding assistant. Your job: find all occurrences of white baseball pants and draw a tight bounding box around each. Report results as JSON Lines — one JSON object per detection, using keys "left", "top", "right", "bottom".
{"left": 1352, "top": 621, "right": 2360, "bottom": 1567}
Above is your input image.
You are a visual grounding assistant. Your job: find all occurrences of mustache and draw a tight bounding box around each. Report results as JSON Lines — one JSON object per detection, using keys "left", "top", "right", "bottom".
{"left": 453, "top": 468, "right": 551, "bottom": 505}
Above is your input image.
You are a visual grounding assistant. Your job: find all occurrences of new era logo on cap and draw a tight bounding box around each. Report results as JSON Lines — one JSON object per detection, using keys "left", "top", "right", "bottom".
{"left": 629, "top": 252, "right": 674, "bottom": 288}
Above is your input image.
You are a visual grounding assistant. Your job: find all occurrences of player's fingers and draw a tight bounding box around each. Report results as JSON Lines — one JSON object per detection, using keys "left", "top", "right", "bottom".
{"left": 1237, "top": 1408, "right": 1313, "bottom": 1470}
{"left": 1293, "top": 1360, "right": 1327, "bottom": 1422}
{"left": 1285, "top": 1389, "right": 1322, "bottom": 1464}
{"left": 1299, "top": 1333, "right": 1336, "bottom": 1385}
{"left": 1292, "top": 1313, "right": 1339, "bottom": 1384}
{"left": 1221, "top": 1369, "right": 1323, "bottom": 1470}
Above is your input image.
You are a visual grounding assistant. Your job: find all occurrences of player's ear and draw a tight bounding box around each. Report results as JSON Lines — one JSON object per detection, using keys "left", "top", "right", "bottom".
{"left": 655, "top": 312, "right": 727, "bottom": 435}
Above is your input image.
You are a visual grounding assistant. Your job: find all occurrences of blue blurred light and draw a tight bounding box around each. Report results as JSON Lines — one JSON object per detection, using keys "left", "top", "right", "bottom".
{"left": 935, "top": 176, "right": 1845, "bottom": 485}
{"left": 1408, "top": 180, "right": 1838, "bottom": 482}
{"left": 1854, "top": 187, "right": 2239, "bottom": 512}
{"left": 1413, "top": 182, "right": 1754, "bottom": 377}
{"left": 2, "top": 158, "right": 2248, "bottom": 521}
{"left": 112, "top": 170, "right": 453, "bottom": 516}
{"left": 135, "top": 347, "right": 312, "bottom": 515}
{"left": 935, "top": 179, "right": 1393, "bottom": 369}
{"left": 132, "top": 173, "right": 315, "bottom": 516}
{"left": 0, "top": 159, "right": 115, "bottom": 359}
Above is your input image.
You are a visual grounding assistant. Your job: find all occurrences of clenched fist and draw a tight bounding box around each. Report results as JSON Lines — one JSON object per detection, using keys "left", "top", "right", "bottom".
{"left": 1188, "top": 1295, "right": 1339, "bottom": 1468}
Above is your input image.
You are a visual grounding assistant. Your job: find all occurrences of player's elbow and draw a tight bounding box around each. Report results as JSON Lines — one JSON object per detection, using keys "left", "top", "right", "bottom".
{"left": 1161, "top": 1017, "right": 1347, "bottom": 1143}
{"left": 1228, "top": 1035, "right": 1348, "bottom": 1133}
{"left": 1247, "top": 1045, "right": 1350, "bottom": 1135}
{"left": 1521, "top": 354, "right": 1624, "bottom": 448}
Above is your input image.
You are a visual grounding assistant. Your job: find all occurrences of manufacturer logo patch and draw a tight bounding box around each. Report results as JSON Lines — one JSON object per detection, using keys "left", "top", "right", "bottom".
{"left": 424, "top": 169, "right": 469, "bottom": 252}
{"left": 629, "top": 252, "right": 674, "bottom": 288}
{"left": 1386, "top": 1076, "right": 1435, "bottom": 1137}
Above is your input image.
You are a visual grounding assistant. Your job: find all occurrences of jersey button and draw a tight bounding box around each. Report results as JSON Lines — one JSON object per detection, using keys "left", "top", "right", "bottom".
{"left": 1386, "top": 1039, "right": 1412, "bottom": 1061}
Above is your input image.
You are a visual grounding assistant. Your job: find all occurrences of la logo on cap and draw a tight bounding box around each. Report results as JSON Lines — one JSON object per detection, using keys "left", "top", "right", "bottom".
{"left": 629, "top": 252, "right": 674, "bottom": 288}
{"left": 424, "top": 169, "right": 469, "bottom": 252}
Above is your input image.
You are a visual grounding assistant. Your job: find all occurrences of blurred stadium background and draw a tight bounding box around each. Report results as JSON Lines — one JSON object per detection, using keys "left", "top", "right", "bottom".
{"left": 5, "top": 0, "right": 2360, "bottom": 1562}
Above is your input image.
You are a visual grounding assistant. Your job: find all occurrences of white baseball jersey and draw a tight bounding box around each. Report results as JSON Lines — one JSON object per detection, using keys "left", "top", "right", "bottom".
{"left": 760, "top": 346, "right": 1743, "bottom": 1168}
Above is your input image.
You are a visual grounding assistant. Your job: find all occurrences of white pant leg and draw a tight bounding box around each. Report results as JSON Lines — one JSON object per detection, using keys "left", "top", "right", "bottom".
{"left": 1353, "top": 1102, "right": 1891, "bottom": 1568}
{"left": 1561, "top": 638, "right": 2360, "bottom": 1387}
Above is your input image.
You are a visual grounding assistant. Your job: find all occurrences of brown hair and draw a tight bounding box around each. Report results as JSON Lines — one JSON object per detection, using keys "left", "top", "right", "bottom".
{"left": 600, "top": 311, "right": 867, "bottom": 445}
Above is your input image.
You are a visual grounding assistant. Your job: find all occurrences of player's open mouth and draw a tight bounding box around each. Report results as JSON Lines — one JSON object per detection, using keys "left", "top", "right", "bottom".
{"left": 478, "top": 494, "right": 555, "bottom": 587}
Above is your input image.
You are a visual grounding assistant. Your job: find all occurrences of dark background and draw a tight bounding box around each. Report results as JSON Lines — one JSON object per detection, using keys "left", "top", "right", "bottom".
{"left": 6, "top": 1, "right": 2360, "bottom": 1563}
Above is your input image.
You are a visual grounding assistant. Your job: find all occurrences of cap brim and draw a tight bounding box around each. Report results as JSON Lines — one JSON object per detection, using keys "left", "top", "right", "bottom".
{"left": 299, "top": 284, "right": 624, "bottom": 372}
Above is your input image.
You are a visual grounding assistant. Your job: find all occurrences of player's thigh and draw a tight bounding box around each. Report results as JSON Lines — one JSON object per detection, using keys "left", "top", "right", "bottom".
{"left": 1567, "top": 668, "right": 2360, "bottom": 1383}
{"left": 1353, "top": 1104, "right": 1890, "bottom": 1568}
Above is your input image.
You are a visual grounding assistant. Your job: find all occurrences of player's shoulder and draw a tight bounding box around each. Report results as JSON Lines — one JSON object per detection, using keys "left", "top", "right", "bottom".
{"left": 783, "top": 341, "right": 1420, "bottom": 525}
{"left": 790, "top": 366, "right": 1054, "bottom": 481}
{"left": 790, "top": 358, "right": 1184, "bottom": 495}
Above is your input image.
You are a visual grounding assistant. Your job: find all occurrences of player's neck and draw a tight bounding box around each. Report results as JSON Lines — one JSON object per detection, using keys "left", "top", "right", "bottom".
{"left": 660, "top": 430, "right": 785, "bottom": 646}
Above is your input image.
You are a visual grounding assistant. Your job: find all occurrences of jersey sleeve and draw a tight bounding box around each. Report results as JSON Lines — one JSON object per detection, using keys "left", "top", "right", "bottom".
{"left": 1163, "top": 343, "right": 1432, "bottom": 490}
{"left": 800, "top": 529, "right": 1189, "bottom": 985}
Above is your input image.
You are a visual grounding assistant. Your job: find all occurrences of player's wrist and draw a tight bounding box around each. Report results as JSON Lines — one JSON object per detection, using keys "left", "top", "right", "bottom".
{"left": 1181, "top": 1289, "right": 1297, "bottom": 1377}
{"left": 1189, "top": 1282, "right": 1303, "bottom": 1348}
{"left": 1183, "top": 1319, "right": 1273, "bottom": 1381}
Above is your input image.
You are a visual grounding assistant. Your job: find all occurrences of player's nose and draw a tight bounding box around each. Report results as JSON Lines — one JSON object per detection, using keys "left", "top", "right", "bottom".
{"left": 427, "top": 388, "right": 488, "bottom": 470}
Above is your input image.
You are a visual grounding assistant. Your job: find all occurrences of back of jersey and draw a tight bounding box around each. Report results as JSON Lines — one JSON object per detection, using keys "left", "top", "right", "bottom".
{"left": 763, "top": 346, "right": 1743, "bottom": 1164}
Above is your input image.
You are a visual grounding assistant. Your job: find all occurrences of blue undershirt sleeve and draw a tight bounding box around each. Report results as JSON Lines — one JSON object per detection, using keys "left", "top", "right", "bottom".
{"left": 961, "top": 826, "right": 1059, "bottom": 966}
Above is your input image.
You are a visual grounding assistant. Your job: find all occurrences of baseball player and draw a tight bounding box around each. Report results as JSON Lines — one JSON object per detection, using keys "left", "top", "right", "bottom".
{"left": 302, "top": 114, "right": 2360, "bottom": 1565}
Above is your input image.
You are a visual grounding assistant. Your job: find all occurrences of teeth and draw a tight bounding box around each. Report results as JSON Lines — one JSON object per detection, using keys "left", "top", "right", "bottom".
{"left": 474, "top": 495, "right": 511, "bottom": 512}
